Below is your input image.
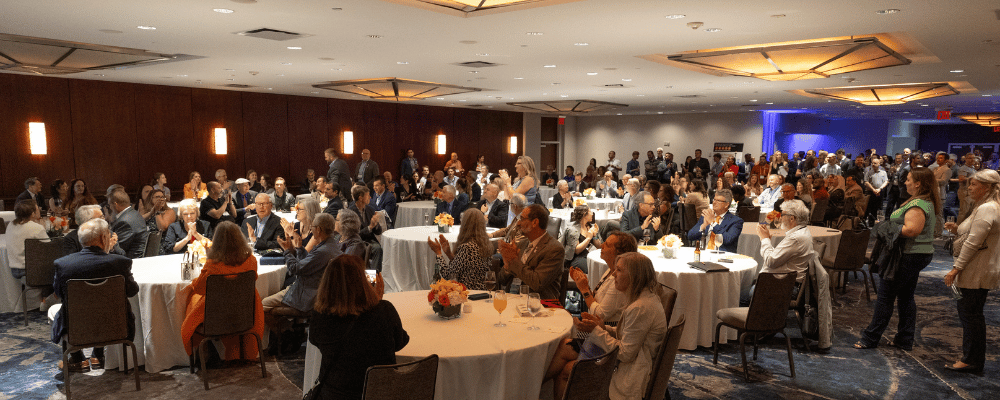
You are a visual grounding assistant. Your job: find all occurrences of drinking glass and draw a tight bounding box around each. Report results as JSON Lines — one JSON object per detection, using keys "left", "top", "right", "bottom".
{"left": 527, "top": 293, "right": 542, "bottom": 330}
{"left": 946, "top": 216, "right": 956, "bottom": 224}
{"left": 519, "top": 285, "right": 530, "bottom": 311}
{"left": 483, "top": 271, "right": 496, "bottom": 303}
{"left": 492, "top": 290, "right": 507, "bottom": 327}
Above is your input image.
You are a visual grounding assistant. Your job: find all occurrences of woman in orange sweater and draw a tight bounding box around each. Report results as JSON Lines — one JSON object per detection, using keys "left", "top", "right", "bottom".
{"left": 181, "top": 221, "right": 265, "bottom": 362}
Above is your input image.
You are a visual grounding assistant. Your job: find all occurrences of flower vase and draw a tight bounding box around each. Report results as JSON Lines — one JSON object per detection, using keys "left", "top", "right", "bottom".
{"left": 662, "top": 247, "right": 676, "bottom": 259}
{"left": 432, "top": 303, "right": 462, "bottom": 319}
{"left": 438, "top": 224, "right": 451, "bottom": 233}
{"left": 586, "top": 195, "right": 594, "bottom": 200}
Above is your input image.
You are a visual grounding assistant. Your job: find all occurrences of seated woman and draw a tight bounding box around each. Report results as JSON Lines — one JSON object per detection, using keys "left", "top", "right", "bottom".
{"left": 183, "top": 171, "right": 207, "bottom": 200}
{"left": 570, "top": 231, "right": 636, "bottom": 323}
{"left": 66, "top": 178, "right": 98, "bottom": 226}
{"left": 163, "top": 202, "right": 211, "bottom": 254}
{"left": 745, "top": 173, "right": 764, "bottom": 198}
{"left": 563, "top": 205, "right": 603, "bottom": 273}
{"left": 8, "top": 199, "right": 48, "bottom": 280}
{"left": 310, "top": 254, "right": 408, "bottom": 400}
{"left": 683, "top": 179, "right": 710, "bottom": 215}
{"left": 141, "top": 187, "right": 177, "bottom": 233}
{"left": 547, "top": 251, "right": 667, "bottom": 400}
{"left": 335, "top": 209, "right": 366, "bottom": 259}
{"left": 247, "top": 170, "right": 264, "bottom": 193}
{"left": 48, "top": 179, "right": 70, "bottom": 217}
{"left": 823, "top": 174, "right": 846, "bottom": 223}
{"left": 152, "top": 172, "right": 171, "bottom": 201}
{"left": 135, "top": 185, "right": 153, "bottom": 217}
{"left": 553, "top": 180, "right": 573, "bottom": 209}
{"left": 282, "top": 199, "right": 321, "bottom": 250}
{"left": 180, "top": 221, "right": 265, "bottom": 362}
{"left": 427, "top": 208, "right": 491, "bottom": 290}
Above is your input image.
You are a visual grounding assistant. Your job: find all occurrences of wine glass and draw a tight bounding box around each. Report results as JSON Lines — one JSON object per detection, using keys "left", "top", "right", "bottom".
{"left": 527, "top": 293, "right": 542, "bottom": 331}
{"left": 492, "top": 290, "right": 507, "bottom": 327}
{"left": 519, "top": 285, "right": 530, "bottom": 313}
{"left": 483, "top": 271, "right": 496, "bottom": 303}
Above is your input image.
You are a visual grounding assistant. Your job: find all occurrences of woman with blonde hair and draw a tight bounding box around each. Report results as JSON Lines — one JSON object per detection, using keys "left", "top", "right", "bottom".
{"left": 500, "top": 155, "right": 539, "bottom": 204}
{"left": 941, "top": 169, "right": 1000, "bottom": 373}
{"left": 180, "top": 221, "right": 265, "bottom": 363}
{"left": 163, "top": 201, "right": 210, "bottom": 254}
{"left": 427, "top": 208, "right": 492, "bottom": 289}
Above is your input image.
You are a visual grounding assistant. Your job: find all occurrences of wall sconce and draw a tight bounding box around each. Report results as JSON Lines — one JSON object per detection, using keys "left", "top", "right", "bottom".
{"left": 343, "top": 131, "right": 354, "bottom": 155}
{"left": 29, "top": 122, "right": 47, "bottom": 155}
{"left": 508, "top": 136, "right": 518, "bottom": 154}
{"left": 436, "top": 134, "right": 447, "bottom": 155}
{"left": 214, "top": 128, "right": 227, "bottom": 155}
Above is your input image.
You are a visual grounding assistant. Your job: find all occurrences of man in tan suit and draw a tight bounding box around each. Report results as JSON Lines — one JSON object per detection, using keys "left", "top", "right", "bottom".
{"left": 498, "top": 204, "right": 564, "bottom": 301}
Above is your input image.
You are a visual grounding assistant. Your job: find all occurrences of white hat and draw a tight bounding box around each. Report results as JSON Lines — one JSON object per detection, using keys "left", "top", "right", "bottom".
{"left": 235, "top": 178, "right": 250, "bottom": 184}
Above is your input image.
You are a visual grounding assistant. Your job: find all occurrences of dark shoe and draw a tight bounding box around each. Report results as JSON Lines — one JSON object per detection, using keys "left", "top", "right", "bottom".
{"left": 944, "top": 363, "right": 983, "bottom": 375}
{"left": 815, "top": 346, "right": 832, "bottom": 354}
{"left": 89, "top": 357, "right": 104, "bottom": 370}
{"left": 59, "top": 359, "right": 90, "bottom": 372}
{"left": 888, "top": 340, "right": 912, "bottom": 351}
{"left": 853, "top": 341, "right": 877, "bottom": 349}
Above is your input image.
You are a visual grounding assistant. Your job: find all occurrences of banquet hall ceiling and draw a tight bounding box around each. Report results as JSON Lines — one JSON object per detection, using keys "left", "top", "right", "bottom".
{"left": 2, "top": 0, "right": 998, "bottom": 120}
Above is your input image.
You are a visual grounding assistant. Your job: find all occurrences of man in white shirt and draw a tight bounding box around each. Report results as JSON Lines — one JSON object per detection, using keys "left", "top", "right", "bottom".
{"left": 819, "top": 154, "right": 842, "bottom": 178}
{"left": 756, "top": 199, "right": 814, "bottom": 282}
{"left": 756, "top": 174, "right": 782, "bottom": 209}
{"left": 605, "top": 151, "right": 622, "bottom": 178}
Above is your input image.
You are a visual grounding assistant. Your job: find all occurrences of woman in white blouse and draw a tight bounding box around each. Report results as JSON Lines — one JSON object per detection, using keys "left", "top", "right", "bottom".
{"left": 7, "top": 199, "right": 48, "bottom": 280}
{"left": 567, "top": 231, "right": 634, "bottom": 322}
{"left": 427, "top": 208, "right": 492, "bottom": 290}
{"left": 942, "top": 169, "right": 1000, "bottom": 374}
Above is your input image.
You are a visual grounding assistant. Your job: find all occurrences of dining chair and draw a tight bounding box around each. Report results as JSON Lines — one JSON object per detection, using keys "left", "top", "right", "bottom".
{"left": 189, "top": 270, "right": 266, "bottom": 390}
{"left": 643, "top": 316, "right": 686, "bottom": 400}
{"left": 362, "top": 354, "right": 439, "bottom": 400}
{"left": 561, "top": 346, "right": 620, "bottom": 400}
{"left": 546, "top": 216, "right": 564, "bottom": 242}
{"left": 737, "top": 206, "right": 760, "bottom": 223}
{"left": 713, "top": 272, "right": 797, "bottom": 381}
{"left": 61, "top": 275, "right": 140, "bottom": 399}
{"left": 822, "top": 228, "right": 873, "bottom": 301}
{"left": 142, "top": 229, "right": 162, "bottom": 258}
{"left": 21, "top": 236, "right": 65, "bottom": 325}
{"left": 809, "top": 198, "right": 828, "bottom": 226}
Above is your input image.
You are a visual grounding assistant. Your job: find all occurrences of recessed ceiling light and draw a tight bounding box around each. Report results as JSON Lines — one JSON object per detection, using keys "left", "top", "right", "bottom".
{"left": 475, "top": 53, "right": 490, "bottom": 56}
{"left": 311, "top": 91, "right": 319, "bottom": 94}
{"left": 287, "top": 46, "right": 302, "bottom": 50}
{"left": 227, "top": 78, "right": 234, "bottom": 81}
{"left": 622, "top": 79, "right": 631, "bottom": 81}
{"left": 765, "top": 102, "right": 774, "bottom": 105}
{"left": 526, "top": 32, "right": 543, "bottom": 36}
{"left": 514, "top": 77, "right": 524, "bottom": 79}
{"left": 983, "top": 94, "right": 993, "bottom": 97}
{"left": 136, "top": 25, "right": 156, "bottom": 30}
{"left": 704, "top": 28, "right": 722, "bottom": 32}
{"left": 560, "top": 95, "right": 569, "bottom": 97}
{"left": 332, "top": 68, "right": 342, "bottom": 71}
{"left": 587, "top": 72, "right": 598, "bottom": 75}
{"left": 657, "top": 112, "right": 664, "bottom": 114}
{"left": 543, "top": 65, "right": 556, "bottom": 68}
{"left": 224, "top": 68, "right": 235, "bottom": 71}
{"left": 397, "top": 61, "right": 409, "bottom": 64}
{"left": 636, "top": 95, "right": 645, "bottom": 97}
{"left": 468, "top": 71, "right": 478, "bottom": 73}
{"left": 267, "top": 88, "right": 273, "bottom": 90}
{"left": 750, "top": 99, "right": 758, "bottom": 102}
{"left": 617, "top": 113, "right": 622, "bottom": 115}
{"left": 950, "top": 69, "right": 964, "bottom": 73}
{"left": 665, "top": 14, "right": 686, "bottom": 19}
{"left": 94, "top": 74, "right": 105, "bottom": 77}
{"left": 920, "top": 104, "right": 929, "bottom": 106}
{"left": 876, "top": 9, "right": 900, "bottom": 14}
{"left": 331, "top": 7, "right": 342, "bottom": 11}
{"left": 177, "top": 74, "right": 188, "bottom": 77}
{"left": 213, "top": 8, "right": 234, "bottom": 13}
{"left": 574, "top": 43, "right": 589, "bottom": 46}
{"left": 459, "top": 100, "right": 467, "bottom": 102}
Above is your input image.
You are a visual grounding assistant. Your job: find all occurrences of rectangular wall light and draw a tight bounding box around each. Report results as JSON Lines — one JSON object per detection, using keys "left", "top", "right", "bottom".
{"left": 29, "top": 122, "right": 47, "bottom": 155}
{"left": 214, "top": 128, "right": 227, "bottom": 155}
{"left": 508, "top": 136, "right": 518, "bottom": 154}
{"left": 343, "top": 131, "right": 354, "bottom": 155}
{"left": 436, "top": 134, "right": 447, "bottom": 155}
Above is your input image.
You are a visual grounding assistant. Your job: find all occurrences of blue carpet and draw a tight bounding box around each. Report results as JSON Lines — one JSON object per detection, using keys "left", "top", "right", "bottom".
{"left": 0, "top": 311, "right": 61, "bottom": 400}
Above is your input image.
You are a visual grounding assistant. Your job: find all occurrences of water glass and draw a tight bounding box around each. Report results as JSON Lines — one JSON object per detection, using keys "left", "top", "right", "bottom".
{"left": 519, "top": 285, "right": 530, "bottom": 308}
{"left": 484, "top": 271, "right": 496, "bottom": 303}
{"left": 527, "top": 293, "right": 542, "bottom": 330}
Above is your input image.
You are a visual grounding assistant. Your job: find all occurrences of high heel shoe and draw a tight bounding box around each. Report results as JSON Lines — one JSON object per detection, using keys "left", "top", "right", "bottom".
{"left": 944, "top": 363, "right": 983, "bottom": 375}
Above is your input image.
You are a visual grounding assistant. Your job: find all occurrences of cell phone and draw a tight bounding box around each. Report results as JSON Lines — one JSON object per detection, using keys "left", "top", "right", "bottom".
{"left": 365, "top": 269, "right": 377, "bottom": 285}
{"left": 468, "top": 293, "right": 491, "bottom": 301}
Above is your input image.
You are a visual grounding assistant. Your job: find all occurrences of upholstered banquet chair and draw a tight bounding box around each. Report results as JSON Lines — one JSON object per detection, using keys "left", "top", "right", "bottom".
{"left": 561, "top": 346, "right": 620, "bottom": 400}
{"left": 22, "top": 236, "right": 65, "bottom": 325}
{"left": 713, "top": 272, "right": 797, "bottom": 381}
{"left": 189, "top": 270, "right": 266, "bottom": 389}
{"left": 362, "top": 354, "right": 439, "bottom": 400}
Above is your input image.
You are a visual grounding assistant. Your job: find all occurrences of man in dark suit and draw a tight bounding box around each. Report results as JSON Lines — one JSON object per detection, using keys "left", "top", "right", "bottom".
{"left": 354, "top": 148, "right": 380, "bottom": 190}
{"left": 619, "top": 191, "right": 663, "bottom": 244}
{"left": 687, "top": 189, "right": 744, "bottom": 252}
{"left": 400, "top": 149, "right": 419, "bottom": 182}
{"left": 231, "top": 178, "right": 258, "bottom": 226}
{"left": 497, "top": 204, "right": 564, "bottom": 301}
{"left": 109, "top": 190, "right": 149, "bottom": 259}
{"left": 479, "top": 183, "right": 509, "bottom": 229}
{"left": 16, "top": 177, "right": 47, "bottom": 213}
{"left": 370, "top": 177, "right": 397, "bottom": 227}
{"left": 348, "top": 184, "right": 384, "bottom": 271}
{"left": 322, "top": 182, "right": 345, "bottom": 218}
{"left": 64, "top": 205, "right": 126, "bottom": 256}
{"left": 51, "top": 218, "right": 139, "bottom": 372}
{"left": 434, "top": 185, "right": 468, "bottom": 225}
{"left": 325, "top": 147, "right": 353, "bottom": 201}
{"left": 686, "top": 149, "right": 711, "bottom": 177}
{"left": 241, "top": 193, "right": 285, "bottom": 252}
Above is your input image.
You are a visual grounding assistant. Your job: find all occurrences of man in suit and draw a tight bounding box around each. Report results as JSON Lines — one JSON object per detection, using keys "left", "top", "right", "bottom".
{"left": 16, "top": 177, "right": 46, "bottom": 213}
{"left": 497, "top": 204, "right": 564, "bottom": 301}
{"left": 51, "top": 218, "right": 139, "bottom": 373}
{"left": 322, "top": 182, "right": 344, "bottom": 218}
{"left": 64, "top": 205, "right": 125, "bottom": 256}
{"left": 687, "top": 189, "right": 744, "bottom": 252}
{"left": 370, "top": 177, "right": 397, "bottom": 227}
{"left": 109, "top": 190, "right": 149, "bottom": 259}
{"left": 619, "top": 191, "right": 663, "bottom": 244}
{"left": 400, "top": 149, "right": 419, "bottom": 182}
{"left": 434, "top": 185, "right": 468, "bottom": 225}
{"left": 231, "top": 178, "right": 258, "bottom": 226}
{"left": 354, "top": 148, "right": 380, "bottom": 190}
{"left": 325, "top": 147, "right": 353, "bottom": 201}
{"left": 567, "top": 172, "right": 587, "bottom": 194}
{"left": 348, "top": 184, "right": 384, "bottom": 271}
{"left": 241, "top": 193, "right": 285, "bottom": 252}
{"left": 479, "top": 183, "right": 509, "bottom": 229}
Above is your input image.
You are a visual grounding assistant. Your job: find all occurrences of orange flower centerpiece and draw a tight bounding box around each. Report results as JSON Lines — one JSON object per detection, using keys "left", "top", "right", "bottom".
{"left": 583, "top": 188, "right": 596, "bottom": 199}
{"left": 765, "top": 210, "right": 782, "bottom": 228}
{"left": 573, "top": 198, "right": 588, "bottom": 207}
{"left": 434, "top": 212, "right": 455, "bottom": 233}
{"left": 546, "top": 178, "right": 555, "bottom": 188}
{"left": 432, "top": 190, "right": 444, "bottom": 206}
{"left": 427, "top": 278, "right": 469, "bottom": 319}
{"left": 44, "top": 215, "right": 69, "bottom": 237}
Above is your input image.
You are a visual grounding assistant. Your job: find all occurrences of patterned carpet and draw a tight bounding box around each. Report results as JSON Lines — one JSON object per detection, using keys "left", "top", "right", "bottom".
{"left": 2, "top": 240, "right": 996, "bottom": 399}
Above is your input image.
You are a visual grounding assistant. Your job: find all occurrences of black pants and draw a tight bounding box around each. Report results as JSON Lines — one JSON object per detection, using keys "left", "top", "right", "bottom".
{"left": 860, "top": 253, "right": 933, "bottom": 347}
{"left": 957, "top": 288, "right": 990, "bottom": 367}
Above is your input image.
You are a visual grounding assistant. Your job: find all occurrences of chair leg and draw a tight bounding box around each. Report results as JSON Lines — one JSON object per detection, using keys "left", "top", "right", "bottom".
{"left": 199, "top": 339, "right": 211, "bottom": 390}
{"left": 23, "top": 289, "right": 28, "bottom": 326}
{"left": 738, "top": 332, "right": 750, "bottom": 382}
{"left": 189, "top": 336, "right": 197, "bottom": 374}
{"left": 63, "top": 350, "right": 72, "bottom": 400}
{"left": 126, "top": 342, "right": 141, "bottom": 390}
{"left": 783, "top": 330, "right": 795, "bottom": 378}
{"left": 752, "top": 334, "right": 759, "bottom": 361}
{"left": 713, "top": 323, "right": 723, "bottom": 364}
{"left": 253, "top": 333, "right": 267, "bottom": 378}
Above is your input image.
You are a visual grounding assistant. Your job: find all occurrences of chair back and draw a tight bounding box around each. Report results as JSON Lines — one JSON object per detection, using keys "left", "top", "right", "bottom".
{"left": 810, "top": 198, "right": 828, "bottom": 225}
{"left": 0, "top": 217, "right": 5, "bottom": 234}
{"left": 679, "top": 203, "right": 698, "bottom": 232}
{"left": 203, "top": 270, "right": 258, "bottom": 337}
{"left": 737, "top": 206, "right": 760, "bottom": 223}
{"left": 562, "top": 346, "right": 620, "bottom": 400}
{"left": 659, "top": 206, "right": 674, "bottom": 236}
{"left": 644, "top": 316, "right": 686, "bottom": 400}
{"left": 65, "top": 275, "right": 128, "bottom": 346}
{"left": 143, "top": 230, "right": 162, "bottom": 258}
{"left": 362, "top": 354, "right": 439, "bottom": 400}
{"left": 24, "top": 237, "right": 65, "bottom": 287}
{"left": 659, "top": 285, "right": 678, "bottom": 327}
{"left": 546, "top": 216, "right": 564, "bottom": 242}
{"left": 828, "top": 228, "right": 870, "bottom": 271}
{"left": 745, "top": 272, "right": 796, "bottom": 332}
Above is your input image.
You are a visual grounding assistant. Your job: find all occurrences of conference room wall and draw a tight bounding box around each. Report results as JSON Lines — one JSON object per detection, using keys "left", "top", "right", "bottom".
{"left": 566, "top": 112, "right": 764, "bottom": 172}
{"left": 0, "top": 74, "right": 523, "bottom": 202}
{"left": 773, "top": 113, "right": 889, "bottom": 157}
{"left": 917, "top": 124, "right": 1000, "bottom": 154}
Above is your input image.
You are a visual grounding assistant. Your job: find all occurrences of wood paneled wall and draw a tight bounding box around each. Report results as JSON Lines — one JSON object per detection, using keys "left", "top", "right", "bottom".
{"left": 0, "top": 74, "right": 523, "bottom": 202}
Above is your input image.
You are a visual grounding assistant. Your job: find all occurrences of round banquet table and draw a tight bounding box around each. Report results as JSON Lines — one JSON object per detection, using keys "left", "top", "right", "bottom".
{"left": 381, "top": 225, "right": 497, "bottom": 293}
{"left": 586, "top": 247, "right": 758, "bottom": 351}
{"left": 548, "top": 207, "right": 622, "bottom": 225}
{"left": 0, "top": 211, "right": 14, "bottom": 228}
{"left": 538, "top": 187, "right": 558, "bottom": 207}
{"left": 302, "top": 290, "right": 573, "bottom": 400}
{"left": 395, "top": 200, "right": 437, "bottom": 228}
{"left": 102, "top": 254, "right": 286, "bottom": 373}
{"left": 550, "top": 196, "right": 622, "bottom": 211}
{"left": 735, "top": 222, "right": 842, "bottom": 268}
{"left": 0, "top": 234, "right": 24, "bottom": 313}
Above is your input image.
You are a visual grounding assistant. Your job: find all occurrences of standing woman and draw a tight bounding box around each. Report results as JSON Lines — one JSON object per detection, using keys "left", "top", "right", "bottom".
{"left": 942, "top": 169, "right": 1000, "bottom": 373}
{"left": 48, "top": 180, "right": 70, "bottom": 217}
{"left": 152, "top": 172, "right": 171, "bottom": 201}
{"left": 500, "top": 155, "right": 539, "bottom": 205}
{"left": 856, "top": 167, "right": 939, "bottom": 350}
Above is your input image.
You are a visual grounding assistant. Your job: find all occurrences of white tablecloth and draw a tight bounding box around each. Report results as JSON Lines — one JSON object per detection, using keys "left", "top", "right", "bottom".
{"left": 0, "top": 234, "right": 23, "bottom": 314}
{"left": 0, "top": 211, "right": 14, "bottom": 228}
{"left": 395, "top": 201, "right": 437, "bottom": 228}
{"left": 538, "top": 187, "right": 558, "bottom": 207}
{"left": 104, "top": 254, "right": 286, "bottom": 373}
{"left": 382, "top": 226, "right": 498, "bottom": 293}
{"left": 303, "top": 290, "right": 572, "bottom": 400}
{"left": 735, "top": 222, "right": 843, "bottom": 268}
{"left": 549, "top": 196, "right": 622, "bottom": 211}
{"left": 586, "top": 247, "right": 757, "bottom": 350}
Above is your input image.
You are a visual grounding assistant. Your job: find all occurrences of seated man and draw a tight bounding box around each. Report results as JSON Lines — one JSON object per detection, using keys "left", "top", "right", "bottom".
{"left": 241, "top": 193, "right": 285, "bottom": 252}
{"left": 756, "top": 200, "right": 813, "bottom": 282}
{"left": 64, "top": 205, "right": 125, "bottom": 256}
{"left": 322, "top": 182, "right": 345, "bottom": 218}
{"left": 370, "top": 177, "right": 397, "bottom": 227}
{"left": 200, "top": 181, "right": 237, "bottom": 232}
{"left": 109, "top": 190, "right": 149, "bottom": 259}
{"left": 594, "top": 171, "right": 618, "bottom": 198}
{"left": 269, "top": 177, "right": 297, "bottom": 212}
{"left": 756, "top": 174, "right": 782, "bottom": 209}
{"left": 567, "top": 172, "right": 587, "bottom": 194}
{"left": 51, "top": 218, "right": 139, "bottom": 373}
{"left": 231, "top": 178, "right": 258, "bottom": 226}
{"left": 434, "top": 185, "right": 468, "bottom": 225}
{"left": 619, "top": 191, "right": 662, "bottom": 244}
{"left": 772, "top": 183, "right": 802, "bottom": 212}
{"left": 497, "top": 204, "right": 564, "bottom": 301}
{"left": 479, "top": 183, "right": 509, "bottom": 229}
{"left": 300, "top": 169, "right": 317, "bottom": 195}
{"left": 687, "top": 189, "right": 744, "bottom": 252}
{"left": 490, "top": 193, "right": 527, "bottom": 243}
{"left": 348, "top": 184, "right": 385, "bottom": 271}
{"left": 731, "top": 185, "right": 755, "bottom": 210}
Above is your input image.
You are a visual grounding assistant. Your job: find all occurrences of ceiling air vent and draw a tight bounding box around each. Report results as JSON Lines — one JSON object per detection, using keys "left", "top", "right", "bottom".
{"left": 675, "top": 94, "right": 704, "bottom": 98}
{"left": 221, "top": 83, "right": 255, "bottom": 88}
{"left": 604, "top": 84, "right": 625, "bottom": 87}
{"left": 236, "top": 28, "right": 312, "bottom": 41}
{"left": 741, "top": 104, "right": 761, "bottom": 107}
{"left": 455, "top": 61, "right": 501, "bottom": 68}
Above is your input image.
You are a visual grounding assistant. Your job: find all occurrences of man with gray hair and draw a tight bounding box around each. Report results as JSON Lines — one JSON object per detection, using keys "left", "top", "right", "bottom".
{"left": 101, "top": 184, "right": 125, "bottom": 224}
{"left": 64, "top": 204, "right": 125, "bottom": 256}
{"left": 756, "top": 199, "right": 813, "bottom": 282}
{"left": 109, "top": 190, "right": 149, "bottom": 259}
{"left": 491, "top": 193, "right": 527, "bottom": 242}
{"left": 241, "top": 193, "right": 284, "bottom": 252}
{"left": 620, "top": 191, "right": 662, "bottom": 244}
{"left": 478, "top": 183, "right": 509, "bottom": 229}
{"left": 16, "top": 177, "right": 46, "bottom": 213}
{"left": 687, "top": 189, "right": 743, "bottom": 252}
{"left": 434, "top": 185, "right": 468, "bottom": 225}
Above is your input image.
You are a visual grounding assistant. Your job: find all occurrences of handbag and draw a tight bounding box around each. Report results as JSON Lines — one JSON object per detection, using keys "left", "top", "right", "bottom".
{"left": 303, "top": 318, "right": 358, "bottom": 400}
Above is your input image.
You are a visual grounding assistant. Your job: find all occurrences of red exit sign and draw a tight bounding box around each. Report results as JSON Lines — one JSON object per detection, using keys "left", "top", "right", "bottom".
{"left": 994, "top": 126, "right": 1000, "bottom": 133}
{"left": 937, "top": 110, "right": 951, "bottom": 120}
